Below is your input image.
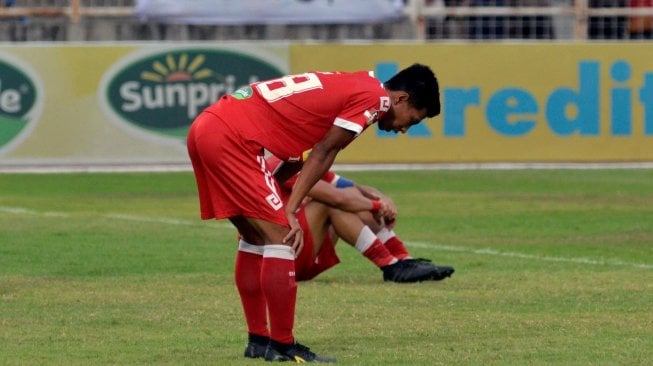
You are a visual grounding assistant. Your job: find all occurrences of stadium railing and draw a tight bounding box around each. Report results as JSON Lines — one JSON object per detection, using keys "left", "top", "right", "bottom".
{"left": 0, "top": 0, "right": 652, "bottom": 41}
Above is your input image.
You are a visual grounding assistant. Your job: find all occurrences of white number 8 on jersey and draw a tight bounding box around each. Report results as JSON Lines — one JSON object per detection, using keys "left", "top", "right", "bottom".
{"left": 256, "top": 73, "right": 323, "bottom": 102}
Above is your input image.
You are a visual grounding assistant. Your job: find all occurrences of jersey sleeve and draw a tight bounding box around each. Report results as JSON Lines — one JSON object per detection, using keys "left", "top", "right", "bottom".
{"left": 333, "top": 80, "right": 390, "bottom": 136}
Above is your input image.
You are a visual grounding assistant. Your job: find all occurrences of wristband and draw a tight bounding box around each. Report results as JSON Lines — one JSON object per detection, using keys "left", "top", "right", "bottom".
{"left": 370, "top": 200, "right": 382, "bottom": 213}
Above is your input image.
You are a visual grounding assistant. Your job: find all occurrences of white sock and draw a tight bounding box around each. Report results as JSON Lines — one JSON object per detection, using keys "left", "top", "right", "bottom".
{"left": 263, "top": 244, "right": 295, "bottom": 260}
{"left": 238, "top": 239, "right": 264, "bottom": 255}
{"left": 376, "top": 228, "right": 396, "bottom": 244}
{"left": 354, "top": 226, "right": 378, "bottom": 253}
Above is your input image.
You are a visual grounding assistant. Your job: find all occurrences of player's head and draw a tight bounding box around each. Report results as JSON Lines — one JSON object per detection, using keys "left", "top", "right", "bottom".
{"left": 384, "top": 63, "right": 440, "bottom": 118}
{"left": 378, "top": 64, "right": 440, "bottom": 134}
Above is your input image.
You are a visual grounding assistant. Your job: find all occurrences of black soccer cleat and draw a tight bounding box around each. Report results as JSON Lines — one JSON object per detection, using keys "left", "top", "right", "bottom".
{"left": 431, "top": 264, "right": 455, "bottom": 281}
{"left": 404, "top": 258, "right": 455, "bottom": 281}
{"left": 381, "top": 259, "right": 438, "bottom": 283}
{"left": 264, "top": 340, "right": 337, "bottom": 363}
{"left": 243, "top": 334, "right": 269, "bottom": 359}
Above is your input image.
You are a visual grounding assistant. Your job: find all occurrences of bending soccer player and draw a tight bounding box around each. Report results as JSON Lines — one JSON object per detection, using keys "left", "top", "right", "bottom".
{"left": 187, "top": 64, "right": 441, "bottom": 363}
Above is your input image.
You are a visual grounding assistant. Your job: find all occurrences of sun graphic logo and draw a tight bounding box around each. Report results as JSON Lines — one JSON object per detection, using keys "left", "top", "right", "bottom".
{"left": 140, "top": 53, "right": 214, "bottom": 83}
{"left": 0, "top": 56, "right": 43, "bottom": 155}
{"left": 100, "top": 48, "right": 284, "bottom": 139}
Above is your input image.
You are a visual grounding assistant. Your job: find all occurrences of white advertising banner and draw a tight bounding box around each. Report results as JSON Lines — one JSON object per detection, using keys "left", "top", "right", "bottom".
{"left": 135, "top": 0, "right": 406, "bottom": 25}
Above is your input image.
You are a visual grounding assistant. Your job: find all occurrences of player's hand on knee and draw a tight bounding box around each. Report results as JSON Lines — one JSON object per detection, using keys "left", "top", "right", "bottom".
{"left": 283, "top": 212, "right": 304, "bottom": 255}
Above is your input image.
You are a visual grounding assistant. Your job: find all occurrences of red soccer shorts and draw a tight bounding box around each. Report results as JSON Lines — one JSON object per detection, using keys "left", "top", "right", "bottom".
{"left": 187, "top": 111, "right": 287, "bottom": 225}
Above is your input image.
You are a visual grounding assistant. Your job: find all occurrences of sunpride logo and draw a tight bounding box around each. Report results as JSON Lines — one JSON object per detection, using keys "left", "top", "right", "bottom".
{"left": 101, "top": 48, "right": 284, "bottom": 139}
{"left": 0, "top": 58, "right": 40, "bottom": 152}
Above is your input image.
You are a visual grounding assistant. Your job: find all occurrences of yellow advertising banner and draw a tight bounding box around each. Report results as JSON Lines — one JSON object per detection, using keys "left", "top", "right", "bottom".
{"left": 291, "top": 43, "right": 653, "bottom": 163}
{"left": 0, "top": 44, "right": 288, "bottom": 168}
{"left": 2, "top": 43, "right": 652, "bottom": 167}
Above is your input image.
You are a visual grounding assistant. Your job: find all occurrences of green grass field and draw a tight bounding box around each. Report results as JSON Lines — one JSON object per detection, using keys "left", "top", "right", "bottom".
{"left": 1, "top": 169, "right": 652, "bottom": 365}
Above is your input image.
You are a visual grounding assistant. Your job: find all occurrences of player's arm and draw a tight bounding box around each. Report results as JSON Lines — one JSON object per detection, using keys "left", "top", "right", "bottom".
{"left": 283, "top": 126, "right": 355, "bottom": 248}
{"left": 355, "top": 183, "right": 382, "bottom": 200}
{"left": 325, "top": 173, "right": 397, "bottom": 222}
{"left": 328, "top": 171, "right": 391, "bottom": 206}
{"left": 308, "top": 180, "right": 383, "bottom": 214}
{"left": 354, "top": 183, "right": 397, "bottom": 221}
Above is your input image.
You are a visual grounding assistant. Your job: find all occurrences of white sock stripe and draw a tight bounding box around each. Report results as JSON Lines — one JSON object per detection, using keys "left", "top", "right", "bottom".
{"left": 376, "top": 228, "right": 395, "bottom": 243}
{"left": 238, "top": 240, "right": 264, "bottom": 255}
{"left": 263, "top": 244, "right": 295, "bottom": 260}
{"left": 355, "top": 226, "right": 377, "bottom": 253}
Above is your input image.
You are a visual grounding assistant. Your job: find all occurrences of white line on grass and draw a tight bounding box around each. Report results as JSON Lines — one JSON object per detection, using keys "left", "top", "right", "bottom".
{"left": 0, "top": 206, "right": 233, "bottom": 229}
{"left": 3, "top": 205, "right": 650, "bottom": 269}
{"left": 408, "top": 241, "right": 653, "bottom": 270}
{"left": 0, "top": 206, "right": 70, "bottom": 217}
{"left": 104, "top": 213, "right": 233, "bottom": 229}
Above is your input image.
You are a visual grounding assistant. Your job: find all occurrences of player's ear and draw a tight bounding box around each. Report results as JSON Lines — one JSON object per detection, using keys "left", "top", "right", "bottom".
{"left": 393, "top": 91, "right": 410, "bottom": 105}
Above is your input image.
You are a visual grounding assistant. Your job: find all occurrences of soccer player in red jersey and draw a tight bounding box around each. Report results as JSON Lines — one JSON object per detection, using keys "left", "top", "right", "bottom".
{"left": 274, "top": 164, "right": 455, "bottom": 283}
{"left": 264, "top": 154, "right": 455, "bottom": 283}
{"left": 187, "top": 64, "right": 440, "bottom": 362}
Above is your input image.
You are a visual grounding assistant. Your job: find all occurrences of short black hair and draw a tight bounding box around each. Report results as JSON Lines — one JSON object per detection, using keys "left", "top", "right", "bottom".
{"left": 384, "top": 63, "right": 441, "bottom": 118}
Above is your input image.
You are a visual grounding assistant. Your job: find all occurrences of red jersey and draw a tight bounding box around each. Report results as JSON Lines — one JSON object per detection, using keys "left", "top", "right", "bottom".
{"left": 204, "top": 71, "right": 390, "bottom": 161}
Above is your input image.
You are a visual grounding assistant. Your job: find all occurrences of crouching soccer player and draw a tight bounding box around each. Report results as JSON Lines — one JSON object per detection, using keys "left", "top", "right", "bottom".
{"left": 269, "top": 156, "right": 455, "bottom": 283}
{"left": 301, "top": 168, "right": 455, "bottom": 282}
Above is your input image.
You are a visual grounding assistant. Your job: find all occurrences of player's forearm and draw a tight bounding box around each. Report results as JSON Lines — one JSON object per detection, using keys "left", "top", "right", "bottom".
{"left": 336, "top": 191, "right": 380, "bottom": 213}
{"left": 356, "top": 184, "right": 382, "bottom": 200}
{"left": 311, "top": 185, "right": 380, "bottom": 213}
{"left": 285, "top": 145, "right": 338, "bottom": 216}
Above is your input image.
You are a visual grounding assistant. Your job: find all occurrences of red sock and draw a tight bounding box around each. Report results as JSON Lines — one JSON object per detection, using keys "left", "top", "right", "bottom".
{"left": 363, "top": 240, "right": 398, "bottom": 267}
{"left": 384, "top": 237, "right": 411, "bottom": 260}
{"left": 378, "top": 229, "right": 411, "bottom": 260}
{"left": 261, "top": 245, "right": 297, "bottom": 345}
{"left": 355, "top": 226, "right": 397, "bottom": 268}
{"left": 235, "top": 241, "right": 269, "bottom": 338}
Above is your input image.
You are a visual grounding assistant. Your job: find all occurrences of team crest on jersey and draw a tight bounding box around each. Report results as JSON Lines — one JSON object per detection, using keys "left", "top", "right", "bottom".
{"left": 232, "top": 86, "right": 253, "bottom": 100}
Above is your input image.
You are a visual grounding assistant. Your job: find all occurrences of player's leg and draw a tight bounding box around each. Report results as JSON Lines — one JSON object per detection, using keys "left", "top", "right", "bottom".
{"left": 241, "top": 217, "right": 335, "bottom": 363}
{"left": 232, "top": 217, "right": 297, "bottom": 353}
{"left": 302, "top": 201, "right": 331, "bottom": 257}
{"left": 294, "top": 202, "right": 341, "bottom": 281}
{"left": 358, "top": 210, "right": 411, "bottom": 259}
{"left": 358, "top": 211, "right": 455, "bottom": 281}
{"left": 228, "top": 217, "right": 270, "bottom": 358}
{"left": 328, "top": 208, "right": 438, "bottom": 282}
{"left": 328, "top": 208, "right": 397, "bottom": 268}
